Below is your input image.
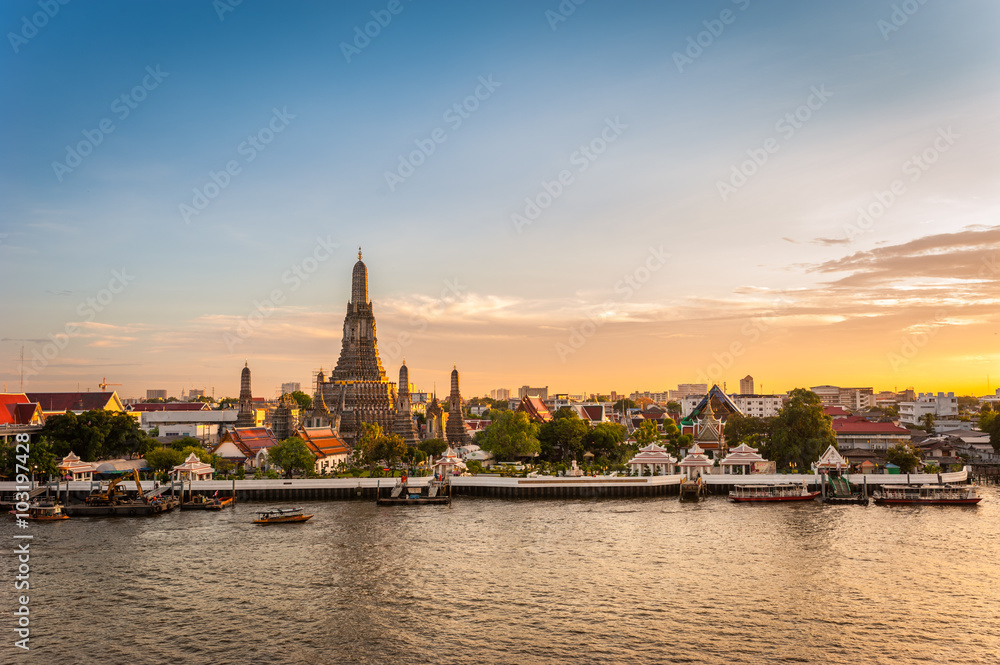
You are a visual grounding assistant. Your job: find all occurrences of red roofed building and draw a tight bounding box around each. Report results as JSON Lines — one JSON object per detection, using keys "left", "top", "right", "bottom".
{"left": 823, "top": 406, "right": 851, "bottom": 419}
{"left": 832, "top": 417, "right": 910, "bottom": 452}
{"left": 518, "top": 395, "right": 553, "bottom": 423}
{"left": 27, "top": 391, "right": 125, "bottom": 416}
{"left": 213, "top": 427, "right": 280, "bottom": 468}
{"left": 0, "top": 394, "right": 45, "bottom": 428}
{"left": 295, "top": 425, "right": 350, "bottom": 474}
{"left": 574, "top": 404, "right": 606, "bottom": 425}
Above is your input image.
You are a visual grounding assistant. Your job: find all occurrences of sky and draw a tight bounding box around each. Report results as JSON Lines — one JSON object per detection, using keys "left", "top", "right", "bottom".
{"left": 2, "top": 0, "right": 999, "bottom": 400}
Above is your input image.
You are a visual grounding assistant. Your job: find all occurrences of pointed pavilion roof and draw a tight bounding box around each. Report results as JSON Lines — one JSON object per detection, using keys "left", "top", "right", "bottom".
{"left": 681, "top": 385, "right": 742, "bottom": 425}
{"left": 678, "top": 442, "right": 714, "bottom": 468}
{"left": 816, "top": 445, "right": 848, "bottom": 470}
{"left": 627, "top": 442, "right": 678, "bottom": 466}
{"left": 720, "top": 443, "right": 767, "bottom": 466}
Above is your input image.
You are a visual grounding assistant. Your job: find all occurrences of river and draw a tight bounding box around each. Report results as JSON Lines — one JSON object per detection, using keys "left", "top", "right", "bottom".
{"left": 4, "top": 487, "right": 998, "bottom": 664}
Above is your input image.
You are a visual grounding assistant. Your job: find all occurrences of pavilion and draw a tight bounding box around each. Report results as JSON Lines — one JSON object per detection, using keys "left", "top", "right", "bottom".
{"left": 627, "top": 443, "right": 678, "bottom": 476}
{"left": 678, "top": 443, "right": 714, "bottom": 480}
{"left": 434, "top": 447, "right": 466, "bottom": 477}
{"left": 719, "top": 443, "right": 768, "bottom": 475}
{"left": 814, "top": 445, "right": 848, "bottom": 474}
{"left": 58, "top": 452, "right": 97, "bottom": 481}
{"left": 171, "top": 452, "right": 214, "bottom": 482}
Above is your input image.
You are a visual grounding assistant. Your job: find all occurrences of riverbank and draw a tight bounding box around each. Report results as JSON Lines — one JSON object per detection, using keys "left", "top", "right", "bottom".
{"left": 1, "top": 467, "right": 971, "bottom": 501}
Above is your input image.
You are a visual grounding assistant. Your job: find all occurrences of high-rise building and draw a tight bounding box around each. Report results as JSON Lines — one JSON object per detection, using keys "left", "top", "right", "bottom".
{"left": 518, "top": 385, "right": 548, "bottom": 400}
{"left": 281, "top": 382, "right": 301, "bottom": 396}
{"left": 669, "top": 384, "right": 707, "bottom": 401}
{"left": 490, "top": 388, "right": 511, "bottom": 400}
{"left": 188, "top": 388, "right": 205, "bottom": 399}
{"left": 739, "top": 375, "right": 754, "bottom": 395}
{"left": 146, "top": 389, "right": 167, "bottom": 400}
{"left": 318, "top": 249, "right": 397, "bottom": 443}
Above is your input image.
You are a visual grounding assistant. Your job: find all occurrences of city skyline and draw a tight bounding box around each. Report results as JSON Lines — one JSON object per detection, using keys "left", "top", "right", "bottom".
{"left": 3, "top": 1, "right": 999, "bottom": 399}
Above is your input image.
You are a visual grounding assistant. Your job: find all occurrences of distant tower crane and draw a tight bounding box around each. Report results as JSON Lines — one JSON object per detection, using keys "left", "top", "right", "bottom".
{"left": 98, "top": 377, "right": 122, "bottom": 391}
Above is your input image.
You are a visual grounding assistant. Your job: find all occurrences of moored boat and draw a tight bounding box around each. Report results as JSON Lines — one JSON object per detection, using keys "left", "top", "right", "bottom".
{"left": 181, "top": 494, "right": 234, "bottom": 511}
{"left": 377, "top": 477, "right": 451, "bottom": 506}
{"left": 730, "top": 483, "right": 820, "bottom": 502}
{"left": 13, "top": 501, "right": 70, "bottom": 521}
{"left": 253, "top": 507, "right": 313, "bottom": 524}
{"left": 873, "top": 484, "right": 981, "bottom": 506}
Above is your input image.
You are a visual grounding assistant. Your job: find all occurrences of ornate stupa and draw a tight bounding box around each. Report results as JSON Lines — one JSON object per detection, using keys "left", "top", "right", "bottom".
{"left": 320, "top": 248, "right": 397, "bottom": 442}
{"left": 235, "top": 362, "right": 255, "bottom": 427}
{"left": 445, "top": 366, "right": 470, "bottom": 446}
{"left": 392, "top": 362, "right": 421, "bottom": 446}
{"left": 426, "top": 393, "right": 444, "bottom": 440}
{"left": 304, "top": 368, "right": 334, "bottom": 429}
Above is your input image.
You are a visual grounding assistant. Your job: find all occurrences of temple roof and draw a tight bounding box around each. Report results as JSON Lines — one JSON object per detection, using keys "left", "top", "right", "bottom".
{"left": 129, "top": 402, "right": 210, "bottom": 412}
{"left": 518, "top": 395, "right": 553, "bottom": 423}
{"left": 27, "top": 391, "right": 123, "bottom": 414}
{"left": 685, "top": 386, "right": 742, "bottom": 422}
{"left": 297, "top": 426, "right": 349, "bottom": 459}
{"left": 815, "top": 445, "right": 848, "bottom": 469}
{"left": 678, "top": 442, "right": 714, "bottom": 467}
{"left": 720, "top": 443, "right": 767, "bottom": 466}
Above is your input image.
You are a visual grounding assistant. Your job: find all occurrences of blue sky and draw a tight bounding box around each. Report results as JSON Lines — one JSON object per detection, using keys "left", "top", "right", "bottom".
{"left": 2, "top": 0, "right": 999, "bottom": 399}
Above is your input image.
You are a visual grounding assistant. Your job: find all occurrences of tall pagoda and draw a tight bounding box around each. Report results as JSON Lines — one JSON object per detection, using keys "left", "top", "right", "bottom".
{"left": 235, "top": 362, "right": 255, "bottom": 427}
{"left": 445, "top": 366, "right": 470, "bottom": 446}
{"left": 320, "top": 248, "right": 397, "bottom": 443}
{"left": 392, "top": 362, "right": 420, "bottom": 446}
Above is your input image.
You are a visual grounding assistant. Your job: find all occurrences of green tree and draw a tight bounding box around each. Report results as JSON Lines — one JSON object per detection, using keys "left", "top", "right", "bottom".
{"left": 764, "top": 388, "right": 836, "bottom": 471}
{"left": 218, "top": 397, "right": 238, "bottom": 409}
{"left": 723, "top": 412, "right": 773, "bottom": 449}
{"left": 885, "top": 442, "right": 921, "bottom": 473}
{"left": 919, "top": 412, "right": 935, "bottom": 433}
{"left": 479, "top": 411, "right": 540, "bottom": 461}
{"left": 373, "top": 433, "right": 407, "bottom": 473}
{"left": 538, "top": 413, "right": 589, "bottom": 461}
{"left": 418, "top": 438, "right": 448, "bottom": 457}
{"left": 979, "top": 411, "right": 1000, "bottom": 452}
{"left": 42, "top": 409, "right": 156, "bottom": 461}
{"left": 665, "top": 400, "right": 682, "bottom": 414}
{"left": 1, "top": 436, "right": 59, "bottom": 479}
{"left": 145, "top": 447, "right": 185, "bottom": 472}
{"left": 290, "top": 390, "right": 312, "bottom": 411}
{"left": 267, "top": 436, "right": 316, "bottom": 478}
{"left": 613, "top": 398, "right": 638, "bottom": 413}
{"left": 585, "top": 422, "right": 627, "bottom": 459}
{"left": 352, "top": 422, "right": 383, "bottom": 473}
{"left": 169, "top": 436, "right": 204, "bottom": 451}
{"left": 634, "top": 419, "right": 660, "bottom": 446}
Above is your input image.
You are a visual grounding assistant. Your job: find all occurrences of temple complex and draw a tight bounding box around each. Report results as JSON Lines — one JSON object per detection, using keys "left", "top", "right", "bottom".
{"left": 426, "top": 394, "right": 444, "bottom": 439}
{"left": 319, "top": 249, "right": 397, "bottom": 443}
{"left": 392, "top": 362, "right": 421, "bottom": 446}
{"left": 271, "top": 392, "right": 300, "bottom": 441}
{"left": 445, "top": 366, "right": 470, "bottom": 446}
{"left": 235, "top": 362, "right": 255, "bottom": 428}
{"left": 303, "top": 368, "right": 335, "bottom": 429}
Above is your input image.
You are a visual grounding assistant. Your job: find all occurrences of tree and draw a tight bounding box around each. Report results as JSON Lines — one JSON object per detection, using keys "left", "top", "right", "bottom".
{"left": 352, "top": 422, "right": 383, "bottom": 473}
{"left": 418, "top": 438, "right": 448, "bottom": 457}
{"left": 665, "top": 400, "right": 682, "bottom": 414}
{"left": 538, "top": 413, "right": 588, "bottom": 461}
{"left": 979, "top": 411, "right": 1000, "bottom": 452}
{"left": 585, "top": 422, "right": 627, "bottom": 459}
{"left": 42, "top": 409, "right": 156, "bottom": 461}
{"left": 764, "top": 389, "right": 836, "bottom": 471}
{"left": 613, "top": 398, "right": 637, "bottom": 413}
{"left": 1, "top": 436, "right": 59, "bottom": 479}
{"left": 724, "top": 412, "right": 772, "bottom": 449}
{"left": 635, "top": 397, "right": 654, "bottom": 409}
{"left": 919, "top": 412, "right": 936, "bottom": 433}
{"left": 218, "top": 397, "right": 238, "bottom": 409}
{"left": 169, "top": 436, "right": 204, "bottom": 451}
{"left": 267, "top": 436, "right": 316, "bottom": 478}
{"left": 194, "top": 395, "right": 215, "bottom": 404}
{"left": 634, "top": 419, "right": 660, "bottom": 447}
{"left": 373, "top": 433, "right": 406, "bottom": 473}
{"left": 479, "top": 411, "right": 540, "bottom": 461}
{"left": 290, "top": 390, "right": 312, "bottom": 411}
{"left": 981, "top": 402, "right": 992, "bottom": 414}
{"left": 886, "top": 442, "right": 921, "bottom": 473}
{"left": 145, "top": 447, "right": 185, "bottom": 472}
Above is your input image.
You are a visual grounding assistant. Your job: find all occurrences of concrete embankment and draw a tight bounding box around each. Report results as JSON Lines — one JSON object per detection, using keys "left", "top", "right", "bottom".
{"left": 0, "top": 468, "right": 970, "bottom": 502}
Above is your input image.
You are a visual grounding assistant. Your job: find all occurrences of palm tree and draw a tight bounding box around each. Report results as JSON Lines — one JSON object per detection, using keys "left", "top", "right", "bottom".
{"left": 920, "top": 412, "right": 936, "bottom": 433}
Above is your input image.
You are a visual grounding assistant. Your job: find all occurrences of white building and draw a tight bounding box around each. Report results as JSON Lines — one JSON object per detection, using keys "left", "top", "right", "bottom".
{"left": 899, "top": 392, "right": 959, "bottom": 427}
{"left": 739, "top": 375, "right": 754, "bottom": 394}
{"left": 669, "top": 384, "right": 707, "bottom": 401}
{"left": 679, "top": 393, "right": 782, "bottom": 419}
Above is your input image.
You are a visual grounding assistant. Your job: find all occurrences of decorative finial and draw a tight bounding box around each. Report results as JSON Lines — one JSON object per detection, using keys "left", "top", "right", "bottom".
{"left": 358, "top": 246, "right": 362, "bottom": 261}
{"left": 244, "top": 360, "right": 247, "bottom": 368}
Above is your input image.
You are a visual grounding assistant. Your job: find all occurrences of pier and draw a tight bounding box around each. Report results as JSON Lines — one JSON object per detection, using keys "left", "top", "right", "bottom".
{"left": 0, "top": 468, "right": 972, "bottom": 502}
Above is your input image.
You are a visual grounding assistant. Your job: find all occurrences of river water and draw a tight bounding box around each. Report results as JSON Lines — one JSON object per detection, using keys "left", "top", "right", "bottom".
{"left": 3, "top": 487, "right": 998, "bottom": 664}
